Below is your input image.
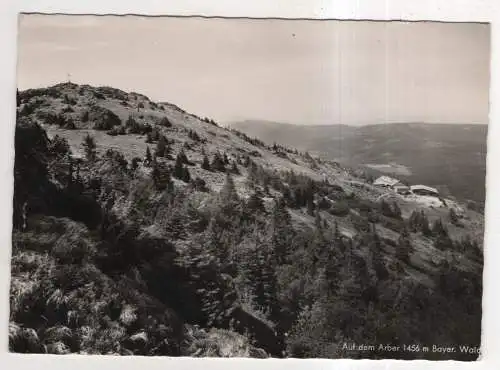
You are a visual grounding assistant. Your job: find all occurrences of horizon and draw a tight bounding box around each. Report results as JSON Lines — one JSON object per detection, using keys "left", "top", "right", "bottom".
{"left": 17, "top": 15, "right": 490, "bottom": 126}
{"left": 228, "top": 118, "right": 489, "bottom": 127}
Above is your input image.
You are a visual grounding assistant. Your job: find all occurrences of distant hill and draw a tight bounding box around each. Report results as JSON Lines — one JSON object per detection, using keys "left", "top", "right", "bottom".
{"left": 230, "top": 120, "right": 488, "bottom": 203}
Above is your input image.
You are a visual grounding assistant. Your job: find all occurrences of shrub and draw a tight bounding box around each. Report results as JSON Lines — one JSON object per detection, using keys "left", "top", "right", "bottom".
{"left": 93, "top": 110, "right": 121, "bottom": 130}
{"left": 191, "top": 177, "right": 208, "bottom": 192}
{"left": 379, "top": 215, "right": 405, "bottom": 233}
{"left": 159, "top": 117, "right": 172, "bottom": 127}
{"left": 19, "top": 103, "right": 36, "bottom": 116}
{"left": 211, "top": 153, "right": 226, "bottom": 172}
{"left": 328, "top": 201, "right": 350, "bottom": 217}
{"left": 317, "top": 197, "right": 331, "bottom": 210}
{"left": 81, "top": 110, "right": 89, "bottom": 122}
{"left": 49, "top": 135, "right": 71, "bottom": 157}
{"left": 130, "top": 157, "right": 142, "bottom": 172}
{"left": 125, "top": 116, "right": 152, "bottom": 135}
{"left": 65, "top": 118, "right": 76, "bottom": 130}
{"left": 380, "top": 200, "right": 402, "bottom": 219}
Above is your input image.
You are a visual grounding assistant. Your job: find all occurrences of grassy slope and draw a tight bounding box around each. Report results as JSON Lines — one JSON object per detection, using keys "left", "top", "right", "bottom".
{"left": 28, "top": 82, "right": 485, "bottom": 267}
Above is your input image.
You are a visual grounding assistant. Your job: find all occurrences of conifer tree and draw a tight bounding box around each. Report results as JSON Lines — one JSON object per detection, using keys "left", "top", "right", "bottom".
{"left": 173, "top": 153, "right": 191, "bottom": 182}
{"left": 396, "top": 226, "right": 412, "bottom": 263}
{"left": 270, "top": 197, "right": 294, "bottom": 264}
{"left": 333, "top": 220, "right": 341, "bottom": 242}
{"left": 130, "top": 157, "right": 141, "bottom": 172}
{"left": 432, "top": 218, "right": 448, "bottom": 237}
{"left": 219, "top": 173, "right": 239, "bottom": 209}
{"left": 50, "top": 135, "right": 71, "bottom": 157}
{"left": 230, "top": 161, "right": 240, "bottom": 175}
{"left": 151, "top": 161, "right": 172, "bottom": 191}
{"left": 242, "top": 155, "right": 251, "bottom": 167}
{"left": 246, "top": 191, "right": 266, "bottom": 213}
{"left": 253, "top": 236, "right": 279, "bottom": 319}
{"left": 145, "top": 146, "right": 152, "bottom": 166}
{"left": 408, "top": 210, "right": 418, "bottom": 232}
{"left": 421, "top": 211, "right": 432, "bottom": 237}
{"left": 392, "top": 201, "right": 402, "bottom": 219}
{"left": 66, "top": 154, "right": 74, "bottom": 189}
{"left": 155, "top": 135, "right": 170, "bottom": 158}
{"left": 201, "top": 154, "right": 211, "bottom": 171}
{"left": 367, "top": 227, "right": 387, "bottom": 281}
{"left": 434, "top": 232, "right": 454, "bottom": 251}
{"left": 449, "top": 208, "right": 459, "bottom": 225}
{"left": 307, "top": 197, "right": 315, "bottom": 216}
{"left": 246, "top": 162, "right": 259, "bottom": 188}
{"left": 178, "top": 149, "right": 190, "bottom": 165}
{"left": 82, "top": 134, "right": 97, "bottom": 161}
{"left": 211, "top": 152, "right": 226, "bottom": 172}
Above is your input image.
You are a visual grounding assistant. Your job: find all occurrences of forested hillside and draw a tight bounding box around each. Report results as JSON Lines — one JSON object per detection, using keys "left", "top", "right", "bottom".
{"left": 10, "top": 83, "right": 484, "bottom": 360}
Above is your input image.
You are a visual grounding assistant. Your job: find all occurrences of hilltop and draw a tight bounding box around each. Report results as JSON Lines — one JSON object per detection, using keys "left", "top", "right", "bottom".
{"left": 10, "top": 83, "right": 483, "bottom": 359}
{"left": 230, "top": 120, "right": 487, "bottom": 204}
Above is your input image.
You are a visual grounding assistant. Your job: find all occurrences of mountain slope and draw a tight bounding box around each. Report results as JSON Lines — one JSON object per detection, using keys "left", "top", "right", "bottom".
{"left": 11, "top": 83, "right": 484, "bottom": 359}
{"left": 230, "top": 120, "right": 488, "bottom": 204}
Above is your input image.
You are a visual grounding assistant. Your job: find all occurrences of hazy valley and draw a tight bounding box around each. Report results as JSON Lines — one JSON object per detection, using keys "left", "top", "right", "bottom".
{"left": 230, "top": 120, "right": 487, "bottom": 205}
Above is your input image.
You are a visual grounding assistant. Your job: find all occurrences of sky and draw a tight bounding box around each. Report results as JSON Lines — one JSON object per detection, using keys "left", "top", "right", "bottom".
{"left": 17, "top": 15, "right": 490, "bottom": 126}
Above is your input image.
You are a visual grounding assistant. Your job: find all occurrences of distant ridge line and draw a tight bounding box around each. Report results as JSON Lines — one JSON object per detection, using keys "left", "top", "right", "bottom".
{"left": 231, "top": 120, "right": 488, "bottom": 127}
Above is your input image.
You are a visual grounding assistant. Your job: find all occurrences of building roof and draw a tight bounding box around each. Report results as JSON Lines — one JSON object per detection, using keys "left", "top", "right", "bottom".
{"left": 410, "top": 185, "right": 439, "bottom": 194}
{"left": 373, "top": 176, "right": 401, "bottom": 187}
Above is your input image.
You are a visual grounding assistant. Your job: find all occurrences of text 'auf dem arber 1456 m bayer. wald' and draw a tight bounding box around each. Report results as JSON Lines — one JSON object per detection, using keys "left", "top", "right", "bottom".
{"left": 342, "top": 343, "right": 481, "bottom": 354}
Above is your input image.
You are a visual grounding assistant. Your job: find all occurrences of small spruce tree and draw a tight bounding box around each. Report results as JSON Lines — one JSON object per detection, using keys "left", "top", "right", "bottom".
{"left": 145, "top": 146, "right": 152, "bottom": 166}
{"left": 201, "top": 154, "right": 211, "bottom": 171}
{"left": 82, "top": 134, "right": 97, "bottom": 161}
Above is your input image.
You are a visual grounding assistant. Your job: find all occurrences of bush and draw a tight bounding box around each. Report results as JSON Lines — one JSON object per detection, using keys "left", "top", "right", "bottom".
{"left": 125, "top": 116, "right": 152, "bottom": 135}
{"left": 49, "top": 135, "right": 71, "bottom": 157}
{"left": 328, "top": 201, "right": 350, "bottom": 217}
{"left": 191, "top": 177, "right": 208, "bottom": 192}
{"left": 107, "top": 126, "right": 126, "bottom": 136}
{"left": 159, "top": 117, "right": 172, "bottom": 127}
{"left": 380, "top": 200, "right": 402, "bottom": 219}
{"left": 93, "top": 91, "right": 105, "bottom": 100}
{"left": 379, "top": 215, "right": 405, "bottom": 233}
{"left": 65, "top": 118, "right": 76, "bottom": 130}
{"left": 81, "top": 110, "right": 89, "bottom": 122}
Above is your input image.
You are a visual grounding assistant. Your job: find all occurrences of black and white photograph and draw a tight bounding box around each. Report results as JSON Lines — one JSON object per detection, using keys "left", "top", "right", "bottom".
{"left": 10, "top": 14, "right": 489, "bottom": 360}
